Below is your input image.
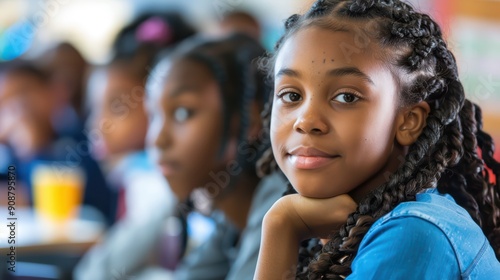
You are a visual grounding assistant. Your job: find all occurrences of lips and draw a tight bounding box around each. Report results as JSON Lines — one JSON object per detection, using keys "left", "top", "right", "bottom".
{"left": 157, "top": 159, "right": 180, "bottom": 176}
{"left": 287, "top": 146, "right": 339, "bottom": 170}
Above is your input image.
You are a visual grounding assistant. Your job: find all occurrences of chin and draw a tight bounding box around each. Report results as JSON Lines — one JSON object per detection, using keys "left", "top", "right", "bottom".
{"left": 296, "top": 190, "right": 340, "bottom": 199}
{"left": 167, "top": 181, "right": 192, "bottom": 202}
{"left": 291, "top": 179, "right": 343, "bottom": 199}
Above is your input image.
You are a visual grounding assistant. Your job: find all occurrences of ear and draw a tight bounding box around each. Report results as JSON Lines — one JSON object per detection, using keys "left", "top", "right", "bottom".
{"left": 395, "top": 101, "right": 430, "bottom": 146}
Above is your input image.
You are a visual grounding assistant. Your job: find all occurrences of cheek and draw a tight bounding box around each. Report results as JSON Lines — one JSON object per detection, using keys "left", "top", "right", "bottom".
{"left": 103, "top": 116, "right": 140, "bottom": 146}
{"left": 344, "top": 109, "right": 396, "bottom": 165}
{"left": 270, "top": 104, "right": 292, "bottom": 147}
{"left": 270, "top": 112, "right": 283, "bottom": 159}
{"left": 129, "top": 110, "right": 148, "bottom": 135}
{"left": 101, "top": 124, "right": 126, "bottom": 150}
{"left": 179, "top": 118, "right": 222, "bottom": 166}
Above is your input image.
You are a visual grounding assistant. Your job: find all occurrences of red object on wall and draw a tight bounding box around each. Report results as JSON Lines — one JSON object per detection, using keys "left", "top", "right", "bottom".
{"left": 434, "top": 0, "right": 453, "bottom": 37}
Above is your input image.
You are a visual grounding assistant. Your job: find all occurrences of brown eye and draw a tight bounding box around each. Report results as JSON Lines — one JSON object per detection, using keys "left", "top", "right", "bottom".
{"left": 343, "top": 94, "right": 355, "bottom": 103}
{"left": 333, "top": 93, "right": 359, "bottom": 104}
{"left": 281, "top": 92, "right": 302, "bottom": 103}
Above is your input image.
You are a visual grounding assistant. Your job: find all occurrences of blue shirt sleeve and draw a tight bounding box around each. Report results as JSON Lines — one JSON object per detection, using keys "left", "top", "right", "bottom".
{"left": 348, "top": 216, "right": 460, "bottom": 280}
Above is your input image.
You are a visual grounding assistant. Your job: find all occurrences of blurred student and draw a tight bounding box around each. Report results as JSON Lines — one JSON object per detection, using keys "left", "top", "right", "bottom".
{"left": 215, "top": 11, "right": 261, "bottom": 40}
{"left": 83, "top": 11, "right": 197, "bottom": 219}
{"left": 0, "top": 60, "right": 115, "bottom": 224}
{"left": 75, "top": 65, "right": 177, "bottom": 275}
{"left": 145, "top": 33, "right": 286, "bottom": 279}
{"left": 74, "top": 13, "right": 196, "bottom": 280}
{"left": 38, "top": 42, "right": 88, "bottom": 121}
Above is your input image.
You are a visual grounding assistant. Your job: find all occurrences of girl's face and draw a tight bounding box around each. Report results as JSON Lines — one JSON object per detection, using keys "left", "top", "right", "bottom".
{"left": 272, "top": 26, "right": 406, "bottom": 199}
{"left": 0, "top": 74, "right": 54, "bottom": 158}
{"left": 90, "top": 68, "right": 148, "bottom": 158}
{"left": 147, "top": 59, "right": 227, "bottom": 201}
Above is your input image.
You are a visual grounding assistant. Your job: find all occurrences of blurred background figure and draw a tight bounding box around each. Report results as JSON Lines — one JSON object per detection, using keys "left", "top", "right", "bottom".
{"left": 0, "top": 61, "right": 55, "bottom": 163}
{"left": 112, "top": 11, "right": 196, "bottom": 59}
{"left": 146, "top": 33, "right": 287, "bottom": 280}
{"left": 0, "top": 60, "right": 115, "bottom": 225}
{"left": 215, "top": 11, "right": 261, "bottom": 40}
{"left": 0, "top": 1, "right": 498, "bottom": 280}
{"left": 74, "top": 12, "right": 196, "bottom": 280}
{"left": 38, "top": 42, "right": 89, "bottom": 122}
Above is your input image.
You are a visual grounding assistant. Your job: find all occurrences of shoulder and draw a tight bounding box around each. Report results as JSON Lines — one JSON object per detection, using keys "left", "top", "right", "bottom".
{"left": 350, "top": 189, "right": 500, "bottom": 279}
{"left": 223, "top": 172, "right": 287, "bottom": 280}
{"left": 246, "top": 171, "right": 288, "bottom": 226}
{"left": 174, "top": 211, "right": 238, "bottom": 280}
{"left": 369, "top": 189, "right": 486, "bottom": 258}
{"left": 350, "top": 214, "right": 461, "bottom": 279}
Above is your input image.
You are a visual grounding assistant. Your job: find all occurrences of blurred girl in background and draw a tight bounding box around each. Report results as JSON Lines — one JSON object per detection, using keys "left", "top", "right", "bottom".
{"left": 146, "top": 33, "right": 287, "bottom": 280}
{"left": 74, "top": 12, "right": 196, "bottom": 280}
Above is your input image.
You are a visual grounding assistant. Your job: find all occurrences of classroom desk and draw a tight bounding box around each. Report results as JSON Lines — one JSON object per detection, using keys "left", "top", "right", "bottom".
{"left": 0, "top": 207, "right": 106, "bottom": 280}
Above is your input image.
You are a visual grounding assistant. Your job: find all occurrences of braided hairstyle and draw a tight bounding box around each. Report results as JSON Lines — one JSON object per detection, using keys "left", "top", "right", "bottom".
{"left": 257, "top": 0, "right": 500, "bottom": 278}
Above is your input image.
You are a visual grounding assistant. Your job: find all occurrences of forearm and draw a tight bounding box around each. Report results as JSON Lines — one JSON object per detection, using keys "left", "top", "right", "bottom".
{"left": 254, "top": 194, "right": 357, "bottom": 279}
{"left": 254, "top": 210, "right": 300, "bottom": 280}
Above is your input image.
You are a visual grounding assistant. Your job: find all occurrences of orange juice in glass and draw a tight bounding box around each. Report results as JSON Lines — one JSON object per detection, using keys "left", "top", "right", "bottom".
{"left": 32, "top": 162, "right": 85, "bottom": 223}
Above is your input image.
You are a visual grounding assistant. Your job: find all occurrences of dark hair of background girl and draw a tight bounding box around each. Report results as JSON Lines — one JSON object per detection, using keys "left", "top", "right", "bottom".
{"left": 257, "top": 0, "right": 500, "bottom": 278}
{"left": 112, "top": 12, "right": 196, "bottom": 59}
{"left": 106, "top": 12, "right": 197, "bottom": 83}
{"left": 84, "top": 12, "right": 197, "bottom": 118}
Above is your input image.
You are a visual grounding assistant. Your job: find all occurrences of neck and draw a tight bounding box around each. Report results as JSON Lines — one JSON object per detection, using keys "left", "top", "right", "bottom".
{"left": 213, "top": 170, "right": 259, "bottom": 230}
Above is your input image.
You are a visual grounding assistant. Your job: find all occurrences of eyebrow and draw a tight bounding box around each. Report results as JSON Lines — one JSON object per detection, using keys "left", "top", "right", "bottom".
{"left": 169, "top": 85, "right": 201, "bottom": 98}
{"left": 276, "top": 66, "right": 375, "bottom": 85}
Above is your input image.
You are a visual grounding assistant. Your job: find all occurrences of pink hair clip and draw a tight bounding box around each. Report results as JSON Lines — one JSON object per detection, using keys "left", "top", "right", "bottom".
{"left": 135, "top": 16, "right": 173, "bottom": 45}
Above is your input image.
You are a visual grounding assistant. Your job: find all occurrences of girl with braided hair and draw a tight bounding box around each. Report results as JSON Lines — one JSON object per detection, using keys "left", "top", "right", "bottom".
{"left": 254, "top": 0, "right": 500, "bottom": 279}
{"left": 146, "top": 33, "right": 287, "bottom": 279}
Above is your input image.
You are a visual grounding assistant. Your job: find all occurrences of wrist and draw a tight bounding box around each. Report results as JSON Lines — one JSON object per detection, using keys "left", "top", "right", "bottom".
{"left": 262, "top": 201, "right": 301, "bottom": 243}
{"left": 256, "top": 202, "right": 301, "bottom": 280}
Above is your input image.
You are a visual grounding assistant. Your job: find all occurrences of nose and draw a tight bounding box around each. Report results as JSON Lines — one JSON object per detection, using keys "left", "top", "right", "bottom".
{"left": 293, "top": 102, "right": 329, "bottom": 135}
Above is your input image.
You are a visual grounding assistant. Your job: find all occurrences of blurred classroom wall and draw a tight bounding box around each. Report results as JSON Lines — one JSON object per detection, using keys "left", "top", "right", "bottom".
{"left": 0, "top": 0, "right": 313, "bottom": 63}
{"left": 0, "top": 0, "right": 499, "bottom": 154}
{"left": 412, "top": 0, "right": 500, "bottom": 158}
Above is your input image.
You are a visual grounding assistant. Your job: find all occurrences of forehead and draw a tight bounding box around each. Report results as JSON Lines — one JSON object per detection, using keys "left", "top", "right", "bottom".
{"left": 151, "top": 58, "right": 217, "bottom": 99}
{"left": 147, "top": 57, "right": 220, "bottom": 104}
{"left": 105, "top": 66, "right": 141, "bottom": 85}
{"left": 275, "top": 26, "right": 385, "bottom": 75}
{"left": 0, "top": 73, "right": 46, "bottom": 100}
{"left": 164, "top": 58, "right": 215, "bottom": 85}
{"left": 101, "top": 67, "right": 144, "bottom": 99}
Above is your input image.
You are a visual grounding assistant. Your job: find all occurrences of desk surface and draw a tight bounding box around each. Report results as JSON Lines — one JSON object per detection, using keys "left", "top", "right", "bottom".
{"left": 0, "top": 206, "right": 105, "bottom": 255}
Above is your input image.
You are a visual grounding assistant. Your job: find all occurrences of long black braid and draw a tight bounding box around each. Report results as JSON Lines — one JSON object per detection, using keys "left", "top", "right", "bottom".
{"left": 257, "top": 0, "right": 500, "bottom": 278}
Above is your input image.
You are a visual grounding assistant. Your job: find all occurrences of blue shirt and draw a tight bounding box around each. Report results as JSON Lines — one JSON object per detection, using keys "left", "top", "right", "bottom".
{"left": 348, "top": 188, "right": 500, "bottom": 279}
